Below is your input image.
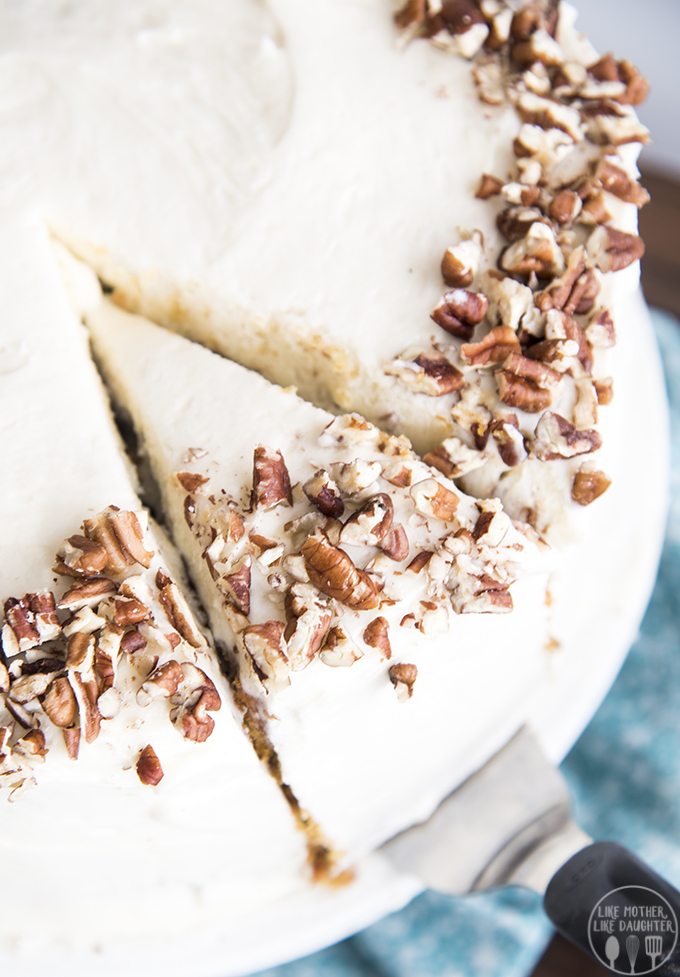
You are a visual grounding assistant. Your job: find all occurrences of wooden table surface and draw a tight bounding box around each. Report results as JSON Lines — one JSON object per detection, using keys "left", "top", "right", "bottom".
{"left": 530, "top": 165, "right": 678, "bottom": 977}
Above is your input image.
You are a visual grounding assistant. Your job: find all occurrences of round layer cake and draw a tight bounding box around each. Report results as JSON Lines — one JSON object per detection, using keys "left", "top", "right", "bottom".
{"left": 0, "top": 2, "right": 660, "bottom": 974}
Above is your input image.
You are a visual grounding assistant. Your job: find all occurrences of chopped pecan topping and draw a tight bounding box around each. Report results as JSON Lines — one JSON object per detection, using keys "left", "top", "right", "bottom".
{"left": 363, "top": 617, "right": 391, "bottom": 659}
{"left": 515, "top": 91, "right": 582, "bottom": 141}
{"left": 137, "top": 660, "right": 184, "bottom": 705}
{"left": 252, "top": 446, "right": 293, "bottom": 510}
{"left": 471, "top": 55, "right": 505, "bottom": 106}
{"left": 176, "top": 471, "right": 209, "bottom": 493}
{"left": 549, "top": 189, "right": 582, "bottom": 224}
{"left": 386, "top": 351, "right": 464, "bottom": 396}
{"left": 171, "top": 664, "right": 221, "bottom": 743}
{"left": 303, "top": 470, "right": 345, "bottom": 518}
{"left": 319, "top": 627, "right": 362, "bottom": 668}
{"left": 423, "top": 437, "right": 486, "bottom": 479}
{"left": 572, "top": 468, "right": 611, "bottom": 506}
{"left": 243, "top": 621, "right": 288, "bottom": 681}
{"left": 42, "top": 676, "right": 78, "bottom": 729}
{"left": 411, "top": 478, "right": 459, "bottom": 522}
{"left": 85, "top": 509, "right": 153, "bottom": 574}
{"left": 461, "top": 326, "right": 520, "bottom": 366}
{"left": 111, "top": 594, "right": 151, "bottom": 628}
{"left": 221, "top": 559, "right": 252, "bottom": 617}
{"left": 58, "top": 578, "right": 116, "bottom": 611}
{"left": 389, "top": 663, "right": 418, "bottom": 701}
{"left": 340, "top": 494, "right": 394, "bottom": 547}
{"left": 594, "top": 159, "right": 649, "bottom": 207}
{"left": 535, "top": 247, "right": 599, "bottom": 315}
{"left": 136, "top": 745, "right": 164, "bottom": 786}
{"left": 496, "top": 353, "right": 560, "bottom": 413}
{"left": 285, "top": 583, "right": 333, "bottom": 669}
{"left": 500, "top": 222, "right": 565, "bottom": 279}
{"left": 490, "top": 416, "right": 527, "bottom": 467}
{"left": 407, "top": 551, "right": 433, "bottom": 574}
{"left": 431, "top": 288, "right": 488, "bottom": 340}
{"left": 594, "top": 377, "right": 614, "bottom": 405}
{"left": 476, "top": 173, "right": 503, "bottom": 200}
{"left": 380, "top": 524, "right": 410, "bottom": 562}
{"left": 588, "top": 54, "right": 650, "bottom": 106}
{"left": 585, "top": 308, "right": 616, "bottom": 349}
{"left": 531, "top": 412, "right": 602, "bottom": 461}
{"left": 440, "top": 233, "right": 483, "bottom": 287}
{"left": 2, "top": 591, "right": 60, "bottom": 656}
{"left": 155, "top": 571, "right": 203, "bottom": 647}
{"left": 301, "top": 533, "right": 379, "bottom": 610}
{"left": 587, "top": 225, "right": 644, "bottom": 272}
{"left": 63, "top": 728, "right": 81, "bottom": 761}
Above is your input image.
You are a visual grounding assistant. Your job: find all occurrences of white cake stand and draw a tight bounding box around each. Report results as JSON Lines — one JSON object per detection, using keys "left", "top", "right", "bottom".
{"left": 3, "top": 294, "right": 669, "bottom": 977}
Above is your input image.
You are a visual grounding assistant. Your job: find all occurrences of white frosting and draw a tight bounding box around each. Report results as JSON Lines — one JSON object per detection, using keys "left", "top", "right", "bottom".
{"left": 0, "top": 0, "right": 647, "bottom": 544}
{"left": 0, "top": 213, "right": 306, "bottom": 953}
{"left": 88, "top": 297, "right": 551, "bottom": 857}
{"left": 0, "top": 0, "right": 514, "bottom": 436}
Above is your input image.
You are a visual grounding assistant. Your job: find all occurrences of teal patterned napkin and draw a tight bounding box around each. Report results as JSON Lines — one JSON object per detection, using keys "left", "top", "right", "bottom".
{"left": 255, "top": 307, "right": 680, "bottom": 977}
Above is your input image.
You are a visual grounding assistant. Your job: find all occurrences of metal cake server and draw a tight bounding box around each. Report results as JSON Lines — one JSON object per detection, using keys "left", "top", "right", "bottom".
{"left": 382, "top": 726, "right": 680, "bottom": 974}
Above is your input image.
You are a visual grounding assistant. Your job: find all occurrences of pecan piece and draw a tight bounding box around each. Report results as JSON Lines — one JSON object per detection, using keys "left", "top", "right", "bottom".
{"left": 175, "top": 471, "right": 209, "bottom": 493}
{"left": 496, "top": 353, "right": 560, "bottom": 413}
{"left": 389, "top": 663, "right": 418, "bottom": 701}
{"left": 500, "top": 222, "right": 565, "bottom": 279}
{"left": 531, "top": 412, "right": 602, "bottom": 461}
{"left": 340, "top": 494, "right": 394, "bottom": 547}
{"left": 284, "top": 583, "right": 333, "bottom": 669}
{"left": 301, "top": 533, "right": 379, "bottom": 610}
{"left": 549, "top": 189, "right": 582, "bottom": 224}
{"left": 572, "top": 468, "right": 611, "bottom": 506}
{"left": 136, "top": 745, "right": 164, "bottom": 786}
{"left": 83, "top": 509, "right": 153, "bottom": 574}
{"left": 423, "top": 437, "right": 485, "bottom": 479}
{"left": 58, "top": 578, "right": 117, "bottom": 611}
{"left": 476, "top": 173, "right": 503, "bottom": 200}
{"left": 243, "top": 621, "right": 288, "bottom": 682}
{"left": 42, "top": 676, "right": 78, "bottom": 729}
{"left": 380, "top": 524, "right": 410, "bottom": 563}
{"left": 441, "top": 231, "right": 482, "bottom": 288}
{"left": 319, "top": 627, "right": 362, "bottom": 668}
{"left": 137, "top": 660, "right": 184, "bottom": 705}
{"left": 594, "top": 159, "right": 649, "bottom": 207}
{"left": 410, "top": 479, "right": 459, "bottom": 522}
{"left": 363, "top": 617, "right": 391, "bottom": 659}
{"left": 171, "top": 664, "right": 221, "bottom": 743}
{"left": 587, "top": 225, "right": 644, "bottom": 273}
{"left": 431, "top": 288, "right": 488, "bottom": 340}
{"left": 535, "top": 247, "right": 599, "bottom": 315}
{"left": 155, "top": 570, "right": 203, "bottom": 647}
{"left": 252, "top": 447, "right": 293, "bottom": 510}
{"left": 303, "top": 470, "right": 344, "bottom": 518}
{"left": 385, "top": 351, "right": 464, "bottom": 396}
{"left": 461, "top": 326, "right": 520, "bottom": 367}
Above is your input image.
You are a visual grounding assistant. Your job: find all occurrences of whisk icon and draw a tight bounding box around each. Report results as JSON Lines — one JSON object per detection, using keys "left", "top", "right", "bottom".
{"left": 645, "top": 934, "right": 663, "bottom": 970}
{"left": 626, "top": 935, "right": 640, "bottom": 973}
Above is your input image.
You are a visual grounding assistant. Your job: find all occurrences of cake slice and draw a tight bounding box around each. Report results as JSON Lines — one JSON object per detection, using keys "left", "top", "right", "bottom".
{"left": 0, "top": 212, "right": 306, "bottom": 952}
{"left": 0, "top": 0, "right": 650, "bottom": 537}
{"left": 87, "top": 292, "right": 550, "bottom": 865}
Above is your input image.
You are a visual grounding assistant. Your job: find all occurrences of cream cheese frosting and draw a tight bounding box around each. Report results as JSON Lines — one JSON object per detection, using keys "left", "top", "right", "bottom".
{"left": 0, "top": 212, "right": 307, "bottom": 954}
{"left": 87, "top": 294, "right": 551, "bottom": 860}
{"left": 0, "top": 0, "right": 650, "bottom": 541}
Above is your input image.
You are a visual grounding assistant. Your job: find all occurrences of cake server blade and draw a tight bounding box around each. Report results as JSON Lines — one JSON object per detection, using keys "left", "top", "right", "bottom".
{"left": 380, "top": 726, "right": 680, "bottom": 975}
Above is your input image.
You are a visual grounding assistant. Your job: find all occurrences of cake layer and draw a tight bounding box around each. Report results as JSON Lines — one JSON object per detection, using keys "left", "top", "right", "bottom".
{"left": 88, "top": 294, "right": 551, "bottom": 860}
{"left": 0, "top": 212, "right": 306, "bottom": 954}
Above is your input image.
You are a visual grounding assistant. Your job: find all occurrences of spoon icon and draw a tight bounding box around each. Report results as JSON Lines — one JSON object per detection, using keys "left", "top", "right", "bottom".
{"left": 606, "top": 935, "right": 621, "bottom": 970}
